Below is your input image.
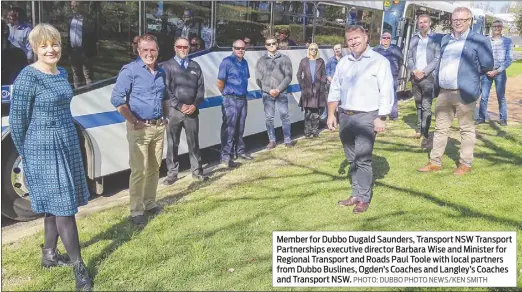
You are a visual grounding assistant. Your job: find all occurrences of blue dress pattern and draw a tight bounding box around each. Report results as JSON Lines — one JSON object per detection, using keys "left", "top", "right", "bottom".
{"left": 9, "top": 66, "right": 90, "bottom": 216}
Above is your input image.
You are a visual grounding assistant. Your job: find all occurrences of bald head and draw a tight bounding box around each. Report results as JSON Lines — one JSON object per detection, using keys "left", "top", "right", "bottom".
{"left": 232, "top": 39, "right": 246, "bottom": 59}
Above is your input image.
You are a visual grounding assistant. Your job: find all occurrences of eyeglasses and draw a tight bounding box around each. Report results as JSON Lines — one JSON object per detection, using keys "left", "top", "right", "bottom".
{"left": 175, "top": 45, "right": 189, "bottom": 50}
{"left": 451, "top": 18, "right": 470, "bottom": 23}
{"left": 382, "top": 36, "right": 391, "bottom": 40}
{"left": 265, "top": 42, "right": 277, "bottom": 46}
{"left": 234, "top": 47, "right": 245, "bottom": 51}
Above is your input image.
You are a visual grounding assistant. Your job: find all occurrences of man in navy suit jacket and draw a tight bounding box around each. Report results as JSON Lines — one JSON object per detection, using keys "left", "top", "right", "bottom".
{"left": 418, "top": 7, "right": 493, "bottom": 176}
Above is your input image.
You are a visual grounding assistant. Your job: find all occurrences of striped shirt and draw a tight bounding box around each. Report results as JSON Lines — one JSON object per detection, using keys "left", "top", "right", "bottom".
{"left": 490, "top": 36, "right": 513, "bottom": 73}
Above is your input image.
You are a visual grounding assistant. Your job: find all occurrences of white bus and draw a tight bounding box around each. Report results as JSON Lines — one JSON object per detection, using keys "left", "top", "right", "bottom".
{"left": 1, "top": 0, "right": 385, "bottom": 221}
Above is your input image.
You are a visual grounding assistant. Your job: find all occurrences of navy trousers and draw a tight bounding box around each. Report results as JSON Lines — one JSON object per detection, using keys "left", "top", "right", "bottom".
{"left": 220, "top": 95, "right": 247, "bottom": 162}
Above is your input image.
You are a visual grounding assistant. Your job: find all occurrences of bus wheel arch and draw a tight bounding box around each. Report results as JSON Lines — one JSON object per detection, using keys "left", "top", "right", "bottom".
{"left": 74, "top": 122, "right": 104, "bottom": 196}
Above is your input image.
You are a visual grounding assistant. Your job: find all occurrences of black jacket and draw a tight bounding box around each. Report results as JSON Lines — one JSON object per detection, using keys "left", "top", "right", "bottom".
{"left": 161, "top": 58, "right": 205, "bottom": 115}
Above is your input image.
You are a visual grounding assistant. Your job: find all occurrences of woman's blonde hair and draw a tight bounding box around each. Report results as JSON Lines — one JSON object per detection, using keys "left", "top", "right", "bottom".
{"left": 28, "top": 23, "right": 61, "bottom": 52}
{"left": 307, "top": 43, "right": 319, "bottom": 59}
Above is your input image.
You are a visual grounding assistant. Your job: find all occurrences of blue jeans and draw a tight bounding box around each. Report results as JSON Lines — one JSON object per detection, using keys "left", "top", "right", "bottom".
{"left": 478, "top": 71, "right": 507, "bottom": 122}
{"left": 220, "top": 96, "right": 247, "bottom": 162}
{"left": 262, "top": 93, "right": 291, "bottom": 143}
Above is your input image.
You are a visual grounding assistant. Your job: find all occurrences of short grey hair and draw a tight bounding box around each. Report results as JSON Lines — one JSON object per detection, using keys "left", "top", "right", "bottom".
{"left": 453, "top": 7, "right": 472, "bottom": 18}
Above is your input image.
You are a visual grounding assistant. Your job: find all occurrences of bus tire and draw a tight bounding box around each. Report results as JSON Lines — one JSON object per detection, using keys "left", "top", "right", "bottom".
{"left": 1, "top": 140, "right": 40, "bottom": 221}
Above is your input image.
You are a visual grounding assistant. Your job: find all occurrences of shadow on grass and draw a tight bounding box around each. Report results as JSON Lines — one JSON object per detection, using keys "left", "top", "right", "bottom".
{"left": 81, "top": 169, "right": 230, "bottom": 282}
{"left": 402, "top": 112, "right": 418, "bottom": 131}
{"left": 377, "top": 181, "right": 522, "bottom": 230}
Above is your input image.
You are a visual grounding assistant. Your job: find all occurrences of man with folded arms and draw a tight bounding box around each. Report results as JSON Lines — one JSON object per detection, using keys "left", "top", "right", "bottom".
{"left": 111, "top": 34, "right": 168, "bottom": 225}
{"left": 162, "top": 37, "right": 208, "bottom": 185}
{"left": 327, "top": 26, "right": 394, "bottom": 214}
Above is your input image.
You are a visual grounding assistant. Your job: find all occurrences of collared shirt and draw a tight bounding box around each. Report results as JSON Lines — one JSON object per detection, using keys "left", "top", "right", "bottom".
{"left": 439, "top": 28, "right": 470, "bottom": 90}
{"left": 217, "top": 54, "right": 250, "bottom": 96}
{"left": 328, "top": 47, "right": 394, "bottom": 116}
{"left": 490, "top": 36, "right": 513, "bottom": 72}
{"left": 415, "top": 30, "right": 431, "bottom": 71}
{"left": 174, "top": 55, "right": 189, "bottom": 69}
{"left": 70, "top": 15, "right": 83, "bottom": 48}
{"left": 111, "top": 58, "right": 167, "bottom": 120}
{"left": 8, "top": 23, "right": 33, "bottom": 60}
{"left": 326, "top": 55, "right": 341, "bottom": 78}
{"left": 372, "top": 44, "right": 402, "bottom": 78}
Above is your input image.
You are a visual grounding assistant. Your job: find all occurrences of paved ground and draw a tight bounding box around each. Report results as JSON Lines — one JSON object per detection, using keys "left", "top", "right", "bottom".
{"left": 3, "top": 73, "right": 522, "bottom": 245}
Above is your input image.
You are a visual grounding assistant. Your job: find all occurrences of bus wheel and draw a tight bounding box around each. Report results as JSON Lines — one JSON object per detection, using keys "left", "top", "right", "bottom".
{"left": 1, "top": 143, "right": 40, "bottom": 221}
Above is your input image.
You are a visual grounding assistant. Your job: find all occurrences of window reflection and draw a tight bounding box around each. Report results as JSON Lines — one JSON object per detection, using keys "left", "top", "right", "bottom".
{"left": 215, "top": 1, "right": 270, "bottom": 47}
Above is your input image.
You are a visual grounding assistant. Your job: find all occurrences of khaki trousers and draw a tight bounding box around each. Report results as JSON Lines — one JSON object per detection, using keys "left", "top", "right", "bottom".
{"left": 126, "top": 121, "right": 166, "bottom": 217}
{"left": 429, "top": 89, "right": 477, "bottom": 167}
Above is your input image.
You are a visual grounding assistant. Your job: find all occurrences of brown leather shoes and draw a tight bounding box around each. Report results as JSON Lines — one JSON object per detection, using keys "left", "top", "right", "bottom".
{"left": 453, "top": 164, "right": 471, "bottom": 176}
{"left": 266, "top": 141, "right": 276, "bottom": 150}
{"left": 338, "top": 196, "right": 359, "bottom": 207}
{"left": 417, "top": 162, "right": 441, "bottom": 172}
{"left": 353, "top": 202, "right": 370, "bottom": 214}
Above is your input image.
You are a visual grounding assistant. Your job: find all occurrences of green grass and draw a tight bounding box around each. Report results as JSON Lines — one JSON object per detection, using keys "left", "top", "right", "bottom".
{"left": 507, "top": 59, "right": 522, "bottom": 78}
{"left": 2, "top": 99, "right": 522, "bottom": 290}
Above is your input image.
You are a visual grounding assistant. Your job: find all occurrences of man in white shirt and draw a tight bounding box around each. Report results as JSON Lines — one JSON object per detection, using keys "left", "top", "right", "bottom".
{"left": 327, "top": 25, "right": 394, "bottom": 214}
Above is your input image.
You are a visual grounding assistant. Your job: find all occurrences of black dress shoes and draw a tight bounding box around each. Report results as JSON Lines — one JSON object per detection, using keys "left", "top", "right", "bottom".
{"left": 73, "top": 260, "right": 92, "bottom": 291}
{"left": 162, "top": 176, "right": 178, "bottom": 186}
{"left": 238, "top": 153, "right": 253, "bottom": 160}
{"left": 192, "top": 173, "right": 209, "bottom": 181}
{"left": 41, "top": 246, "right": 72, "bottom": 268}
{"left": 221, "top": 160, "right": 239, "bottom": 168}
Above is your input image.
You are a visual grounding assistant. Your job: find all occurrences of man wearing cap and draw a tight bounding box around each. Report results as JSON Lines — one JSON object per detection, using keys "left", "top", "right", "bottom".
{"left": 373, "top": 31, "right": 403, "bottom": 121}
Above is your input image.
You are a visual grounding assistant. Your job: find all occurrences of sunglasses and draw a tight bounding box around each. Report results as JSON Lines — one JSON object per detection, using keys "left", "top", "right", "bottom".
{"left": 309, "top": 48, "right": 318, "bottom": 51}
{"left": 492, "top": 25, "right": 503, "bottom": 28}
{"left": 190, "top": 43, "right": 198, "bottom": 47}
{"left": 382, "top": 36, "right": 391, "bottom": 40}
{"left": 265, "top": 42, "right": 277, "bottom": 46}
{"left": 175, "top": 45, "right": 189, "bottom": 50}
{"left": 234, "top": 47, "right": 245, "bottom": 51}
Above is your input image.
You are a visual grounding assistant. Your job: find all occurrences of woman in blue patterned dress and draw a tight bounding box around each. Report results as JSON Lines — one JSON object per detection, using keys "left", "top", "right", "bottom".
{"left": 9, "top": 24, "right": 92, "bottom": 291}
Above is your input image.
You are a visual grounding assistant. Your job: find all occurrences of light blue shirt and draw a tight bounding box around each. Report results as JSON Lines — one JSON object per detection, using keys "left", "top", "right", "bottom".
{"left": 70, "top": 15, "right": 83, "bottom": 48}
{"left": 439, "top": 28, "right": 470, "bottom": 90}
{"left": 174, "top": 55, "right": 189, "bottom": 69}
{"left": 490, "top": 36, "right": 513, "bottom": 73}
{"left": 415, "top": 31, "right": 430, "bottom": 71}
{"left": 309, "top": 60, "right": 316, "bottom": 83}
{"left": 8, "top": 23, "right": 32, "bottom": 60}
{"left": 328, "top": 47, "right": 394, "bottom": 116}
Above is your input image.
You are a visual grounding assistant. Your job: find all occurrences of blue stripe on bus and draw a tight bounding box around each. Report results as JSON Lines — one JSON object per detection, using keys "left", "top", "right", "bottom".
{"left": 74, "top": 84, "right": 301, "bottom": 129}
{"left": 2, "top": 84, "right": 301, "bottom": 131}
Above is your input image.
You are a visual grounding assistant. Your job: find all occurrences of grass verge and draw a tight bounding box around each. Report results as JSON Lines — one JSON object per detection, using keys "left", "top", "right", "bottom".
{"left": 2, "top": 97, "right": 522, "bottom": 291}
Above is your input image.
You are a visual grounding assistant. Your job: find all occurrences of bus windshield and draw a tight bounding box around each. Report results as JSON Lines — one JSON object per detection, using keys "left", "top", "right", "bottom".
{"left": 383, "top": 1, "right": 407, "bottom": 47}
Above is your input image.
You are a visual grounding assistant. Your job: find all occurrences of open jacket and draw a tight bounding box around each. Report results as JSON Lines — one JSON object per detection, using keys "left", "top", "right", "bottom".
{"left": 296, "top": 57, "right": 327, "bottom": 109}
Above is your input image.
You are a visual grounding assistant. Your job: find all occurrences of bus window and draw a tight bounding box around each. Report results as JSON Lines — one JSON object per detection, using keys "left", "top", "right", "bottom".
{"left": 314, "top": 3, "right": 346, "bottom": 46}
{"left": 1, "top": 1, "right": 33, "bottom": 87}
{"left": 215, "top": 1, "right": 270, "bottom": 47}
{"left": 145, "top": 1, "right": 212, "bottom": 61}
{"left": 413, "top": 6, "right": 452, "bottom": 35}
{"left": 40, "top": 1, "right": 139, "bottom": 89}
{"left": 272, "top": 1, "right": 314, "bottom": 47}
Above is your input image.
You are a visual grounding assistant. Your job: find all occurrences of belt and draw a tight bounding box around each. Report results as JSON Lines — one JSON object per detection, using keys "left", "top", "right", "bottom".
{"left": 224, "top": 95, "right": 246, "bottom": 99}
{"left": 339, "top": 109, "right": 377, "bottom": 116}
{"left": 440, "top": 88, "right": 459, "bottom": 92}
{"left": 140, "top": 118, "right": 164, "bottom": 125}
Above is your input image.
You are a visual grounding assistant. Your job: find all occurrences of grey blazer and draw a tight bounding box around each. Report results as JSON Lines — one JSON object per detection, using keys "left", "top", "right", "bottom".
{"left": 406, "top": 33, "right": 441, "bottom": 78}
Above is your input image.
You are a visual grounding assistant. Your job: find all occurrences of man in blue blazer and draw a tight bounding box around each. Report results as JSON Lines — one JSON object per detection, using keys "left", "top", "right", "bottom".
{"left": 418, "top": 7, "right": 493, "bottom": 176}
